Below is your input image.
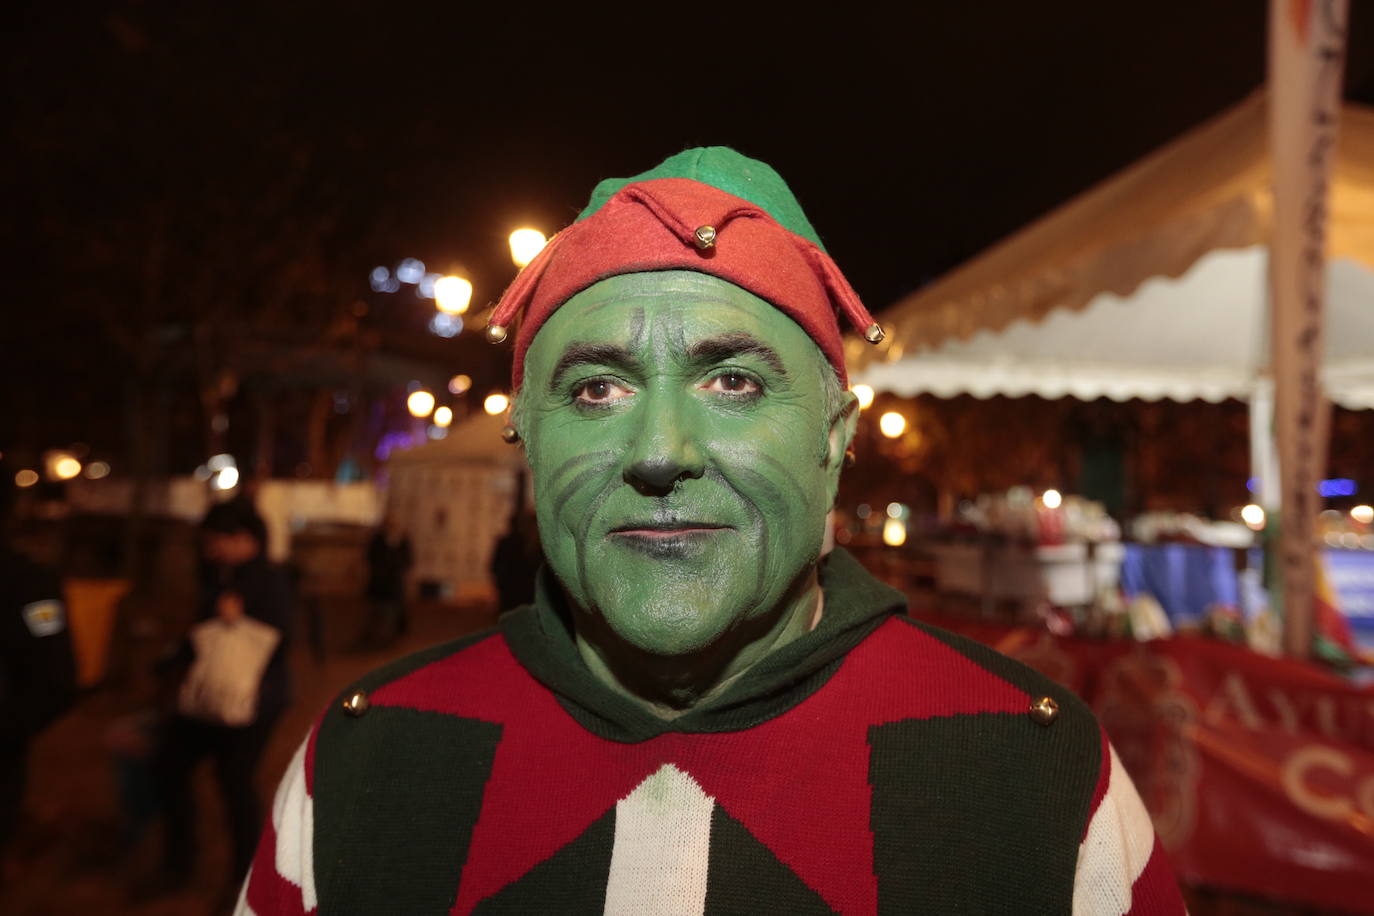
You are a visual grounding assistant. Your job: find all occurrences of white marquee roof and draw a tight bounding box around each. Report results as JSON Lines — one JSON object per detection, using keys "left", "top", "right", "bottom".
{"left": 848, "top": 92, "right": 1374, "bottom": 409}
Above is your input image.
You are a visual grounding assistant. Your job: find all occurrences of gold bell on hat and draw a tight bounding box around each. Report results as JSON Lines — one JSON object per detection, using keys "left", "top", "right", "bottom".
{"left": 863, "top": 323, "right": 885, "bottom": 344}
{"left": 693, "top": 225, "right": 717, "bottom": 250}
{"left": 486, "top": 324, "right": 509, "bottom": 344}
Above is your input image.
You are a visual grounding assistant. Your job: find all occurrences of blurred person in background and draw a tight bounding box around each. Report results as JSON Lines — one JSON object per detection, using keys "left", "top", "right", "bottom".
{"left": 150, "top": 496, "right": 292, "bottom": 901}
{"left": 490, "top": 476, "right": 541, "bottom": 612}
{"left": 359, "top": 514, "right": 412, "bottom": 646}
{"left": 0, "top": 460, "right": 76, "bottom": 882}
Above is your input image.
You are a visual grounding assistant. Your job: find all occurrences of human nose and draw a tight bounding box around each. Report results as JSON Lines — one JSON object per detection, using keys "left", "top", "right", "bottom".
{"left": 622, "top": 389, "right": 705, "bottom": 495}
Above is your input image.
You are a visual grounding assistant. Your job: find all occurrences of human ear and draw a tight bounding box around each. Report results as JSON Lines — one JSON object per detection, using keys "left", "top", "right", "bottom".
{"left": 823, "top": 390, "right": 859, "bottom": 501}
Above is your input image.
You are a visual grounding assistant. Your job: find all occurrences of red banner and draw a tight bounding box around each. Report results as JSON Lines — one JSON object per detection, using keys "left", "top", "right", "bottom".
{"left": 928, "top": 618, "right": 1374, "bottom": 913}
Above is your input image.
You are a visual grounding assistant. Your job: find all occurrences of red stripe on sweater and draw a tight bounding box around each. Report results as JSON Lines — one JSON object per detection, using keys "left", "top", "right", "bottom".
{"left": 303, "top": 710, "right": 324, "bottom": 796}
{"left": 1084, "top": 725, "right": 1112, "bottom": 841}
{"left": 1125, "top": 834, "right": 1188, "bottom": 915}
{"left": 244, "top": 816, "right": 311, "bottom": 915}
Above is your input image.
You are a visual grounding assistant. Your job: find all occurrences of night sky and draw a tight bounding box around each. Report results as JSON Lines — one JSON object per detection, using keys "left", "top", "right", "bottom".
{"left": 7, "top": 1, "right": 1374, "bottom": 465}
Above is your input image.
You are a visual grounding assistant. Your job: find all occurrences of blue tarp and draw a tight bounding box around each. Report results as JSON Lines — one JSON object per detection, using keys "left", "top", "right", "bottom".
{"left": 1120, "top": 543, "right": 1374, "bottom": 651}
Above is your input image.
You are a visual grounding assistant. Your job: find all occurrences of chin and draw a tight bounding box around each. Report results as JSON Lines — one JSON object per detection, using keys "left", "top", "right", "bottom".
{"left": 598, "top": 594, "right": 741, "bottom": 659}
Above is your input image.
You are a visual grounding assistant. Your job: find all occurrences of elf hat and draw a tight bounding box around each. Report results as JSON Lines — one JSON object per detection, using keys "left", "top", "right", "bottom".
{"left": 486, "top": 147, "right": 884, "bottom": 389}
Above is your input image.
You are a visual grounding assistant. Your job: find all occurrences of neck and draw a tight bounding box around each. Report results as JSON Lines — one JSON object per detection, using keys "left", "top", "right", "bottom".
{"left": 572, "top": 567, "right": 824, "bottom": 717}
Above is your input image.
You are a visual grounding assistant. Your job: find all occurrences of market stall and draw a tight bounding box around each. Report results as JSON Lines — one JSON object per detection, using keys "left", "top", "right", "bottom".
{"left": 850, "top": 92, "right": 1374, "bottom": 653}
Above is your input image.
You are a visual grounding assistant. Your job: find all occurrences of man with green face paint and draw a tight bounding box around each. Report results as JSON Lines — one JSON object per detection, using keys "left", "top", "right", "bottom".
{"left": 240, "top": 149, "right": 1185, "bottom": 915}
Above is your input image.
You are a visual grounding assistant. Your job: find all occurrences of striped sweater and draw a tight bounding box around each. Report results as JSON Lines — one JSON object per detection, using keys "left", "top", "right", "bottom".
{"left": 237, "top": 549, "right": 1185, "bottom": 915}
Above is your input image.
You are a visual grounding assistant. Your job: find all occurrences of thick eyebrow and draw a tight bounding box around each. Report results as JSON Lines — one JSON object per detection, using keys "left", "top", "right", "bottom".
{"left": 549, "top": 343, "right": 643, "bottom": 390}
{"left": 686, "top": 332, "right": 788, "bottom": 377}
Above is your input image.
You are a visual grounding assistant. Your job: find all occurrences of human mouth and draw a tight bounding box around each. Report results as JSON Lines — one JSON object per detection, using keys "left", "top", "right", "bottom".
{"left": 609, "top": 522, "right": 730, "bottom": 538}
{"left": 606, "top": 520, "right": 731, "bottom": 558}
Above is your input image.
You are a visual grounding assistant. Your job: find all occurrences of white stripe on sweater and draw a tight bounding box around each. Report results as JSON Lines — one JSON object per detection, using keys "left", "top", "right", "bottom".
{"left": 604, "top": 763, "right": 714, "bottom": 916}
{"left": 271, "top": 735, "right": 317, "bottom": 912}
{"left": 1073, "top": 743, "right": 1158, "bottom": 916}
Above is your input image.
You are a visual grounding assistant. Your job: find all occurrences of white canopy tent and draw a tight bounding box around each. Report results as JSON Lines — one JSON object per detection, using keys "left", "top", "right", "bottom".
{"left": 386, "top": 411, "right": 526, "bottom": 598}
{"left": 856, "top": 248, "right": 1374, "bottom": 409}
{"left": 847, "top": 92, "right": 1374, "bottom": 410}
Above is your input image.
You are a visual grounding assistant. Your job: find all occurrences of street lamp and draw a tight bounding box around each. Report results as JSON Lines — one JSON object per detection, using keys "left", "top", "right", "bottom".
{"left": 484, "top": 393, "right": 510, "bottom": 416}
{"left": 46, "top": 451, "right": 82, "bottom": 481}
{"left": 435, "top": 276, "right": 473, "bottom": 315}
{"left": 509, "top": 228, "right": 548, "bottom": 268}
{"left": 407, "top": 390, "right": 436, "bottom": 418}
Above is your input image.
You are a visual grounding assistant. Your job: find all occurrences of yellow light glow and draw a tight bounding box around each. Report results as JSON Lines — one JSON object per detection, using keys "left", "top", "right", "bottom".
{"left": 851, "top": 384, "right": 875, "bottom": 410}
{"left": 435, "top": 275, "right": 473, "bottom": 315}
{"left": 1352, "top": 504, "right": 1374, "bottom": 524}
{"left": 51, "top": 455, "right": 82, "bottom": 481}
{"left": 448, "top": 373, "right": 472, "bottom": 395}
{"left": 878, "top": 411, "right": 907, "bottom": 438}
{"left": 433, "top": 406, "right": 453, "bottom": 427}
{"left": 484, "top": 393, "right": 510, "bottom": 416}
{"left": 509, "top": 228, "right": 548, "bottom": 268}
{"left": 1241, "top": 504, "right": 1266, "bottom": 530}
{"left": 15, "top": 469, "right": 38, "bottom": 488}
{"left": 1041, "top": 489, "right": 1063, "bottom": 509}
{"left": 882, "top": 517, "right": 907, "bottom": 547}
{"left": 407, "top": 390, "right": 436, "bottom": 418}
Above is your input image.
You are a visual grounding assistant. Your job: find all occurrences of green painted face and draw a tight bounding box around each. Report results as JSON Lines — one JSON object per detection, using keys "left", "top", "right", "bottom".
{"left": 518, "top": 270, "right": 856, "bottom": 671}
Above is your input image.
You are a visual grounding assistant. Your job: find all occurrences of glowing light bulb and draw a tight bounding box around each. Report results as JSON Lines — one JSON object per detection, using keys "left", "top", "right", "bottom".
{"left": 84, "top": 461, "right": 110, "bottom": 479}
{"left": 1240, "top": 504, "right": 1266, "bottom": 530}
{"left": 407, "top": 390, "right": 436, "bottom": 418}
{"left": 484, "top": 393, "right": 510, "bottom": 416}
{"left": 882, "top": 517, "right": 907, "bottom": 546}
{"left": 1351, "top": 504, "right": 1374, "bottom": 524}
{"left": 448, "top": 374, "right": 472, "bottom": 395}
{"left": 1041, "top": 489, "right": 1063, "bottom": 509}
{"left": 433, "top": 406, "right": 453, "bottom": 427}
{"left": 213, "top": 465, "right": 240, "bottom": 491}
{"left": 851, "top": 384, "right": 875, "bottom": 410}
{"left": 435, "top": 276, "right": 473, "bottom": 315}
{"left": 52, "top": 455, "right": 82, "bottom": 480}
{"left": 14, "top": 469, "right": 38, "bottom": 488}
{"left": 878, "top": 411, "right": 907, "bottom": 438}
{"left": 509, "top": 228, "right": 548, "bottom": 268}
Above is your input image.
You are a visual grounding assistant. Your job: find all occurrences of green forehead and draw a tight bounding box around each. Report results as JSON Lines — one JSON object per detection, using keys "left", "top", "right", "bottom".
{"left": 524, "top": 271, "right": 825, "bottom": 373}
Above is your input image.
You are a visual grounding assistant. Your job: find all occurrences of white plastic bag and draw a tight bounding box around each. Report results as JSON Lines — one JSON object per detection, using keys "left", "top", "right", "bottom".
{"left": 177, "top": 617, "right": 281, "bottom": 726}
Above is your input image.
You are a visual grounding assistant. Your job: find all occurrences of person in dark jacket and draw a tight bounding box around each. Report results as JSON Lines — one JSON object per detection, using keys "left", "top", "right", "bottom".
{"left": 154, "top": 496, "right": 292, "bottom": 895}
{"left": 359, "top": 516, "right": 412, "bottom": 645}
{"left": 0, "top": 468, "right": 76, "bottom": 872}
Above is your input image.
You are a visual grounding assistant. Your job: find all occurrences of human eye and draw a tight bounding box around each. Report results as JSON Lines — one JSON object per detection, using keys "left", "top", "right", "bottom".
{"left": 700, "top": 371, "right": 762, "bottom": 399}
{"left": 571, "top": 377, "right": 635, "bottom": 406}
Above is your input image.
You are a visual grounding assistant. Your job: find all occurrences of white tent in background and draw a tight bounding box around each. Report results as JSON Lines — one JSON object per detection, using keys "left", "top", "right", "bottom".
{"left": 857, "top": 249, "right": 1374, "bottom": 409}
{"left": 847, "top": 92, "right": 1374, "bottom": 413}
{"left": 386, "top": 410, "right": 526, "bottom": 599}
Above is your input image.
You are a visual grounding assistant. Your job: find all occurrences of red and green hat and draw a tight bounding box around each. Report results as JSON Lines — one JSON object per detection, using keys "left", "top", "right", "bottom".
{"left": 487, "top": 147, "right": 884, "bottom": 388}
